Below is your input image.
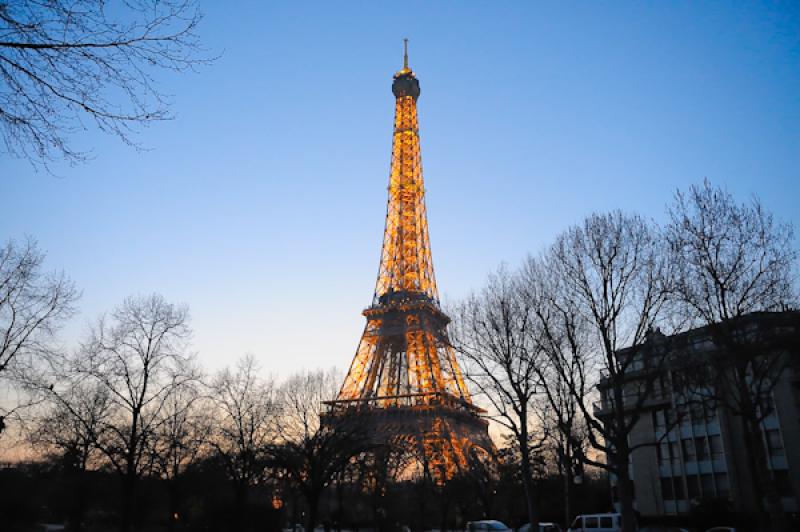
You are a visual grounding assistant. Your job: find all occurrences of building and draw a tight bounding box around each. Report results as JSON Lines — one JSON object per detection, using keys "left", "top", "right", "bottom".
{"left": 596, "top": 311, "right": 800, "bottom": 518}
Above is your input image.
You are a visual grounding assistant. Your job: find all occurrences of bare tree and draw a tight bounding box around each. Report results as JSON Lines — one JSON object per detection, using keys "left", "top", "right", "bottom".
{"left": 450, "top": 266, "right": 546, "bottom": 531}
{"left": 270, "top": 368, "right": 372, "bottom": 532}
{"left": 0, "top": 237, "right": 77, "bottom": 438}
{"left": 146, "top": 381, "right": 209, "bottom": 530}
{"left": 68, "top": 293, "right": 196, "bottom": 531}
{"left": 666, "top": 181, "right": 799, "bottom": 531}
{"left": 521, "top": 256, "right": 593, "bottom": 527}
{"left": 30, "top": 380, "right": 112, "bottom": 532}
{"left": 0, "top": 0, "right": 211, "bottom": 168}
{"left": 208, "top": 355, "right": 277, "bottom": 527}
{"left": 540, "top": 211, "right": 673, "bottom": 532}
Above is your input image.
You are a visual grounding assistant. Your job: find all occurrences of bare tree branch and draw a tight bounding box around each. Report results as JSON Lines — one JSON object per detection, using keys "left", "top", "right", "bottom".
{"left": 0, "top": 0, "right": 213, "bottom": 169}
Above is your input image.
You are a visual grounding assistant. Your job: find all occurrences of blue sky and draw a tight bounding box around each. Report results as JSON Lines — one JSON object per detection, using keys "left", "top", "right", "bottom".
{"left": 3, "top": 1, "right": 799, "bottom": 376}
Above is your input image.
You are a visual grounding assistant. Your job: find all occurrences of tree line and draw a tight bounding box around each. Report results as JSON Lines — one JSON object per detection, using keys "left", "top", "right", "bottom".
{"left": 0, "top": 266, "right": 368, "bottom": 531}
{"left": 1, "top": 180, "right": 797, "bottom": 532}
{"left": 449, "top": 180, "right": 798, "bottom": 532}
{"left": 0, "top": 241, "right": 605, "bottom": 532}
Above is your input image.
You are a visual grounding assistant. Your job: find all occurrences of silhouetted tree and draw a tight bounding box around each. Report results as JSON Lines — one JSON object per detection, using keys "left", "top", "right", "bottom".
{"left": 0, "top": 0, "right": 211, "bottom": 168}
{"left": 270, "top": 369, "right": 373, "bottom": 532}
{"left": 450, "top": 266, "right": 547, "bottom": 531}
{"left": 521, "top": 257, "right": 593, "bottom": 527}
{"left": 30, "top": 381, "right": 111, "bottom": 531}
{"left": 534, "top": 212, "right": 673, "bottom": 532}
{"left": 146, "top": 382, "right": 209, "bottom": 530}
{"left": 208, "top": 355, "right": 277, "bottom": 528}
{"left": 666, "top": 181, "right": 798, "bottom": 531}
{"left": 69, "top": 293, "right": 196, "bottom": 531}
{"left": 0, "top": 237, "right": 77, "bottom": 438}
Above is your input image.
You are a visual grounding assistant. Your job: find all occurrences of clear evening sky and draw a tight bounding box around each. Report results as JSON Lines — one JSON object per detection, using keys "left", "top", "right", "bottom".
{"left": 3, "top": 2, "right": 799, "bottom": 377}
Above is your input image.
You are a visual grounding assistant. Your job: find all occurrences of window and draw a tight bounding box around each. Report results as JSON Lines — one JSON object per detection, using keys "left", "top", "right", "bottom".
{"left": 664, "top": 408, "right": 674, "bottom": 429}
{"left": 600, "top": 517, "right": 612, "bottom": 528}
{"left": 704, "top": 402, "right": 717, "bottom": 423}
{"left": 585, "top": 516, "right": 599, "bottom": 529}
{"left": 674, "top": 477, "right": 686, "bottom": 499}
{"left": 690, "top": 402, "right": 704, "bottom": 423}
{"left": 678, "top": 405, "right": 691, "bottom": 429}
{"left": 661, "top": 477, "right": 674, "bottom": 500}
{"left": 670, "top": 441, "right": 680, "bottom": 466}
{"left": 658, "top": 442, "right": 670, "bottom": 466}
{"left": 701, "top": 474, "right": 714, "bottom": 495}
{"left": 761, "top": 393, "right": 777, "bottom": 418}
{"left": 710, "top": 435, "right": 724, "bottom": 460}
{"left": 653, "top": 409, "right": 666, "bottom": 432}
{"left": 715, "top": 473, "right": 730, "bottom": 496}
{"left": 765, "top": 429, "right": 784, "bottom": 457}
{"left": 653, "top": 376, "right": 665, "bottom": 399}
{"left": 687, "top": 474, "right": 700, "bottom": 499}
{"left": 671, "top": 370, "right": 684, "bottom": 393}
{"left": 695, "top": 437, "right": 709, "bottom": 461}
{"left": 682, "top": 438, "right": 696, "bottom": 462}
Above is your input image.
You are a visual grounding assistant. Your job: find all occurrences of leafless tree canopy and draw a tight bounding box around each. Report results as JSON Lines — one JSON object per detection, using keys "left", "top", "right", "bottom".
{"left": 667, "top": 179, "right": 797, "bottom": 324}
{"left": 276, "top": 368, "right": 339, "bottom": 444}
{"left": 271, "top": 368, "right": 371, "bottom": 532}
{"left": 451, "top": 267, "right": 540, "bottom": 437}
{"left": 30, "top": 379, "right": 112, "bottom": 471}
{"left": 520, "top": 257, "right": 591, "bottom": 525}
{"left": 208, "top": 355, "right": 277, "bottom": 496}
{"left": 0, "top": 0, "right": 209, "bottom": 167}
{"left": 64, "top": 293, "right": 196, "bottom": 529}
{"left": 550, "top": 211, "right": 673, "bottom": 356}
{"left": 0, "top": 237, "right": 77, "bottom": 435}
{"left": 146, "top": 381, "right": 207, "bottom": 483}
{"left": 543, "top": 212, "right": 674, "bottom": 532}
{"left": 666, "top": 181, "right": 798, "bottom": 531}
{"left": 450, "top": 266, "right": 546, "bottom": 528}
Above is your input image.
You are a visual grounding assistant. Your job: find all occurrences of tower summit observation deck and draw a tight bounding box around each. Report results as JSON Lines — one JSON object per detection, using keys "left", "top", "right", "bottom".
{"left": 323, "top": 41, "right": 493, "bottom": 481}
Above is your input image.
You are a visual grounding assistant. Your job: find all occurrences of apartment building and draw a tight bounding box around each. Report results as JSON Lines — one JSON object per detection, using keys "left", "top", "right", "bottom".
{"left": 595, "top": 311, "right": 800, "bottom": 518}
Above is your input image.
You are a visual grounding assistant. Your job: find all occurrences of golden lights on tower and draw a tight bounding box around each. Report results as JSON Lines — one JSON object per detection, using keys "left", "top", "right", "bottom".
{"left": 325, "top": 41, "right": 492, "bottom": 483}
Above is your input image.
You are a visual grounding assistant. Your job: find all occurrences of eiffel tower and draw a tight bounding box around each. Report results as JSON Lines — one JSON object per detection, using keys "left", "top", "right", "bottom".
{"left": 323, "top": 41, "right": 492, "bottom": 482}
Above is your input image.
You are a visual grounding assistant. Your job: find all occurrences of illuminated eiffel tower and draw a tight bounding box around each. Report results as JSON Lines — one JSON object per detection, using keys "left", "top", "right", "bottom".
{"left": 324, "top": 41, "right": 492, "bottom": 482}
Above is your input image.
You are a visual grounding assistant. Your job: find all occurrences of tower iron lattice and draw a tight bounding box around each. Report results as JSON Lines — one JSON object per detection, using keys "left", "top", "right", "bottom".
{"left": 323, "top": 41, "right": 493, "bottom": 482}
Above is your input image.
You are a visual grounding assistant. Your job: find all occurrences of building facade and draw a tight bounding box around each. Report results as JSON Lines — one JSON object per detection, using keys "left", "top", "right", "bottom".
{"left": 596, "top": 311, "right": 800, "bottom": 518}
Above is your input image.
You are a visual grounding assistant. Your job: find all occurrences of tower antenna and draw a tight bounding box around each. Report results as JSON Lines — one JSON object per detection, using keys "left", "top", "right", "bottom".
{"left": 403, "top": 38, "right": 409, "bottom": 69}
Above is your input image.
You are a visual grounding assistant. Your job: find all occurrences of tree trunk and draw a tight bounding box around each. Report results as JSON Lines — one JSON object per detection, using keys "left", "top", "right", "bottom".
{"left": 417, "top": 473, "right": 429, "bottom": 532}
{"left": 439, "top": 488, "right": 450, "bottom": 532}
{"left": 611, "top": 430, "right": 637, "bottom": 532}
{"left": 743, "top": 415, "right": 787, "bottom": 531}
{"left": 167, "top": 480, "right": 179, "bottom": 532}
{"left": 335, "top": 474, "right": 343, "bottom": 532}
{"left": 70, "top": 462, "right": 87, "bottom": 532}
{"left": 306, "top": 495, "right": 319, "bottom": 532}
{"left": 519, "top": 427, "right": 540, "bottom": 531}
{"left": 563, "top": 467, "right": 573, "bottom": 528}
{"left": 290, "top": 491, "right": 300, "bottom": 531}
{"left": 610, "top": 367, "right": 636, "bottom": 532}
{"left": 306, "top": 489, "right": 320, "bottom": 532}
{"left": 559, "top": 443, "right": 574, "bottom": 528}
{"left": 120, "top": 473, "right": 136, "bottom": 532}
{"left": 234, "top": 479, "right": 248, "bottom": 531}
{"left": 615, "top": 467, "right": 637, "bottom": 532}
